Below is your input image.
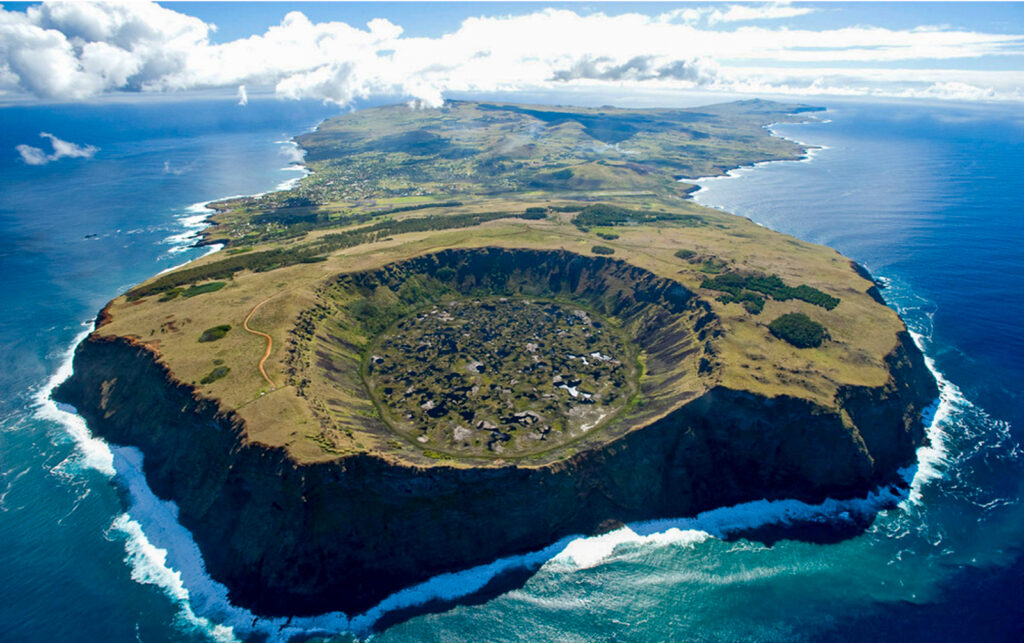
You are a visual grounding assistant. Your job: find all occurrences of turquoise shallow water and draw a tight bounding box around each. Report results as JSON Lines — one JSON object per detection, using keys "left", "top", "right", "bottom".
{"left": 0, "top": 96, "right": 1021, "bottom": 642}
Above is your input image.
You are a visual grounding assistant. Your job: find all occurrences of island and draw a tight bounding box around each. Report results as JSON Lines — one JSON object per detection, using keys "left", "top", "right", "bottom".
{"left": 54, "top": 99, "right": 937, "bottom": 616}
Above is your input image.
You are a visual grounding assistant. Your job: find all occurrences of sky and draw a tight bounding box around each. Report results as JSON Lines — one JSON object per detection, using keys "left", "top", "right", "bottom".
{"left": 0, "top": 1, "right": 1022, "bottom": 107}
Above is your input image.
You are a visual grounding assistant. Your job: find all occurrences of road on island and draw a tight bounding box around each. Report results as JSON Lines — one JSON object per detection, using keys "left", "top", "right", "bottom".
{"left": 243, "top": 295, "right": 277, "bottom": 390}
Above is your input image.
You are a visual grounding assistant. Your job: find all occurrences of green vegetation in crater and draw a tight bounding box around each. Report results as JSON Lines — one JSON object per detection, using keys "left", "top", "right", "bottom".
{"left": 198, "top": 325, "right": 231, "bottom": 342}
{"left": 365, "top": 298, "right": 638, "bottom": 457}
{"left": 769, "top": 313, "right": 827, "bottom": 348}
{"left": 346, "top": 274, "right": 456, "bottom": 336}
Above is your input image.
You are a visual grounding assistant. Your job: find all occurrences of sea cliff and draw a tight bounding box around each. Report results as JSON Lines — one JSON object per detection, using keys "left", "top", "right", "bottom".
{"left": 54, "top": 326, "right": 935, "bottom": 615}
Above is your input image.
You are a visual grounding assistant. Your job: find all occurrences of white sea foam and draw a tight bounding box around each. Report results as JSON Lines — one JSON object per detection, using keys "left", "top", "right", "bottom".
{"left": 550, "top": 484, "right": 907, "bottom": 573}
{"left": 272, "top": 165, "right": 309, "bottom": 192}
{"left": 157, "top": 241, "right": 223, "bottom": 275}
{"left": 902, "top": 330, "right": 957, "bottom": 505}
{"left": 33, "top": 326, "right": 115, "bottom": 476}
{"left": 162, "top": 200, "right": 218, "bottom": 255}
{"left": 110, "top": 514, "right": 237, "bottom": 643}
{"left": 0, "top": 466, "right": 31, "bottom": 512}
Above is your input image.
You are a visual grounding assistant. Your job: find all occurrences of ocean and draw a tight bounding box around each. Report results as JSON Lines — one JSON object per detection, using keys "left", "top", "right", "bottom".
{"left": 0, "top": 95, "right": 1020, "bottom": 642}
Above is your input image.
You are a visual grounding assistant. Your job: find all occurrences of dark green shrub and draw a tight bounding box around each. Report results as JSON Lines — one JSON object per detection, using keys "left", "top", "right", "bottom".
{"left": 591, "top": 245, "right": 615, "bottom": 255}
{"left": 597, "top": 232, "right": 619, "bottom": 240}
{"left": 769, "top": 313, "right": 826, "bottom": 348}
{"left": 702, "top": 271, "right": 839, "bottom": 310}
{"left": 740, "top": 294, "right": 765, "bottom": 314}
{"left": 198, "top": 325, "right": 231, "bottom": 342}
{"left": 674, "top": 249, "right": 696, "bottom": 260}
{"left": 199, "top": 366, "right": 230, "bottom": 384}
{"left": 181, "top": 281, "right": 227, "bottom": 298}
{"left": 787, "top": 284, "right": 841, "bottom": 310}
{"left": 574, "top": 204, "right": 702, "bottom": 230}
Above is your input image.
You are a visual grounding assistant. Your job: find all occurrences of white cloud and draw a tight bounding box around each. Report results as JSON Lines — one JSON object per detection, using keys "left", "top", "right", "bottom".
{"left": 16, "top": 131, "right": 98, "bottom": 165}
{"left": 236, "top": 84, "right": 247, "bottom": 106}
{"left": 0, "top": 1, "right": 1021, "bottom": 106}
{"left": 551, "top": 56, "right": 719, "bottom": 84}
{"left": 710, "top": 65, "right": 1024, "bottom": 102}
{"left": 15, "top": 143, "right": 49, "bottom": 165}
{"left": 669, "top": 3, "right": 816, "bottom": 25}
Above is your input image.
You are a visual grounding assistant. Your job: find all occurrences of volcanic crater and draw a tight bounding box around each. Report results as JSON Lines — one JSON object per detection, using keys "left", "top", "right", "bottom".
{"left": 291, "top": 247, "right": 715, "bottom": 463}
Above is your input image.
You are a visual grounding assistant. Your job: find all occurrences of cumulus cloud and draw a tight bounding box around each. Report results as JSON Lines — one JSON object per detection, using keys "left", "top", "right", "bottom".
{"left": 236, "top": 84, "right": 247, "bottom": 106}
{"left": 16, "top": 131, "right": 98, "bottom": 165}
{"left": 0, "top": 0, "right": 209, "bottom": 99}
{"left": 0, "top": 1, "right": 1021, "bottom": 106}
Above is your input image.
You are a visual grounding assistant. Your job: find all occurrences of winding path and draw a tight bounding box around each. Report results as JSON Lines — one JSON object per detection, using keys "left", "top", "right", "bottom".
{"left": 243, "top": 295, "right": 277, "bottom": 390}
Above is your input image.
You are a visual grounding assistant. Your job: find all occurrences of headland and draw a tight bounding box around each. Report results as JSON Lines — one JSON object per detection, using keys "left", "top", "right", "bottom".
{"left": 54, "top": 99, "right": 937, "bottom": 615}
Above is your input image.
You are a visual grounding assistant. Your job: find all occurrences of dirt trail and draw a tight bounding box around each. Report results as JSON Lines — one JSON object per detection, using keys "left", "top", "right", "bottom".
{"left": 243, "top": 295, "right": 277, "bottom": 389}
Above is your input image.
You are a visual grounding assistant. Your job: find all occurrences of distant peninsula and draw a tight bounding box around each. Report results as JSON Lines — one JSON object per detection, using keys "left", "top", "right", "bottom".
{"left": 55, "top": 99, "right": 937, "bottom": 615}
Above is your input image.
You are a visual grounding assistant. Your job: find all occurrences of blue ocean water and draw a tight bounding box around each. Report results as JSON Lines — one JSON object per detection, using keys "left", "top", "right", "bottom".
{"left": 0, "top": 96, "right": 336, "bottom": 642}
{"left": 0, "top": 95, "right": 1020, "bottom": 642}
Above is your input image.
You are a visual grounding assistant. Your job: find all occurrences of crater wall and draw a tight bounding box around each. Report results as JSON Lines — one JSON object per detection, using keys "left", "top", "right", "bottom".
{"left": 290, "top": 248, "right": 716, "bottom": 463}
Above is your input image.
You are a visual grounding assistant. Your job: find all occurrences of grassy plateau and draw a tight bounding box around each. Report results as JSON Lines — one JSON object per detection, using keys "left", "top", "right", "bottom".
{"left": 90, "top": 99, "right": 906, "bottom": 467}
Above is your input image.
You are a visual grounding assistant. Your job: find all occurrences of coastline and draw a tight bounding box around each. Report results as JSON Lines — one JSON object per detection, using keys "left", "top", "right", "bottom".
{"left": 41, "top": 326, "right": 951, "bottom": 641}
{"left": 42, "top": 103, "right": 948, "bottom": 641}
{"left": 690, "top": 118, "right": 831, "bottom": 210}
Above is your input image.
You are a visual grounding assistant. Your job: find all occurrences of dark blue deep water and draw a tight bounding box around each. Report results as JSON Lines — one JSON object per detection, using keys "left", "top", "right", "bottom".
{"left": 0, "top": 96, "right": 1020, "bottom": 642}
